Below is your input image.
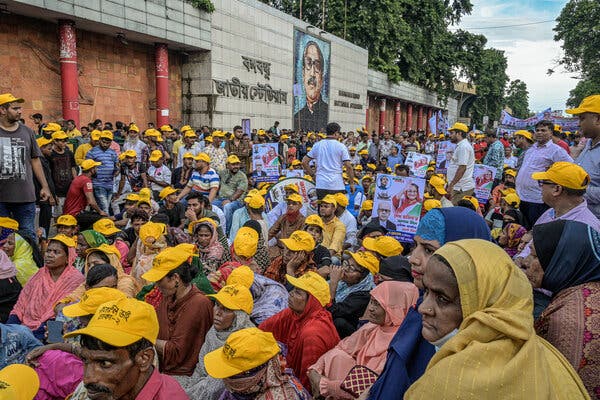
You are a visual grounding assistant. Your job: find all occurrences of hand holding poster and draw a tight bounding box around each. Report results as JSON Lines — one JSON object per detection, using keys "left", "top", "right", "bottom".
{"left": 252, "top": 143, "right": 280, "bottom": 183}
{"left": 473, "top": 164, "right": 497, "bottom": 205}
{"left": 435, "top": 141, "right": 456, "bottom": 174}
{"left": 372, "top": 174, "right": 426, "bottom": 242}
{"left": 405, "top": 152, "right": 432, "bottom": 178}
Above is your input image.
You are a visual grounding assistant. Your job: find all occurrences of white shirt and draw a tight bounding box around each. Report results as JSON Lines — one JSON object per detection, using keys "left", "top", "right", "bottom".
{"left": 338, "top": 209, "right": 358, "bottom": 247}
{"left": 307, "top": 138, "right": 351, "bottom": 190}
{"left": 147, "top": 164, "right": 172, "bottom": 192}
{"left": 123, "top": 139, "right": 148, "bottom": 163}
{"left": 177, "top": 143, "right": 202, "bottom": 167}
{"left": 212, "top": 204, "right": 226, "bottom": 228}
{"left": 447, "top": 138, "right": 475, "bottom": 191}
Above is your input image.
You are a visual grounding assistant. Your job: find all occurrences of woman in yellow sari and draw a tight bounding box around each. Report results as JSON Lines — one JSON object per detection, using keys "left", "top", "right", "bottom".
{"left": 405, "top": 239, "right": 589, "bottom": 399}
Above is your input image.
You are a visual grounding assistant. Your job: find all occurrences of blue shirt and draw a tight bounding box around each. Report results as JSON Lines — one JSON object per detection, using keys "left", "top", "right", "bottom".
{"left": 0, "top": 323, "right": 41, "bottom": 368}
{"left": 86, "top": 146, "right": 119, "bottom": 190}
{"left": 576, "top": 139, "right": 600, "bottom": 218}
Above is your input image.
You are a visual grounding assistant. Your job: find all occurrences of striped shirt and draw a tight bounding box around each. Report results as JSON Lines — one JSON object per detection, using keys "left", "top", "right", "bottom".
{"left": 86, "top": 146, "right": 118, "bottom": 190}
{"left": 187, "top": 168, "right": 220, "bottom": 195}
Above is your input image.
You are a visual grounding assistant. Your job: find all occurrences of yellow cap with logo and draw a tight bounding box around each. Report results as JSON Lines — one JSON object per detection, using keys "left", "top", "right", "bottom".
{"left": 226, "top": 265, "right": 255, "bottom": 289}
{"left": 207, "top": 284, "right": 254, "bottom": 314}
{"left": 233, "top": 227, "right": 259, "bottom": 258}
{"left": 51, "top": 131, "right": 68, "bottom": 140}
{"left": 318, "top": 194, "right": 337, "bottom": 207}
{"left": 349, "top": 251, "right": 380, "bottom": 274}
{"left": 362, "top": 236, "right": 404, "bottom": 257}
{"left": 50, "top": 234, "right": 76, "bottom": 248}
{"left": 334, "top": 193, "right": 349, "bottom": 207}
{"left": 286, "top": 271, "right": 330, "bottom": 306}
{"left": 195, "top": 152, "right": 211, "bottom": 163}
{"left": 227, "top": 155, "right": 241, "bottom": 164}
{"left": 141, "top": 243, "right": 196, "bottom": 282}
{"left": 286, "top": 193, "right": 303, "bottom": 203}
{"left": 42, "top": 122, "right": 61, "bottom": 132}
{"left": 63, "top": 287, "right": 127, "bottom": 318}
{"left": 159, "top": 186, "right": 178, "bottom": 200}
{"left": 0, "top": 364, "right": 39, "bottom": 400}
{"left": 55, "top": 214, "right": 78, "bottom": 227}
{"left": 149, "top": 150, "right": 163, "bottom": 162}
{"left": 304, "top": 214, "right": 324, "bottom": 230}
{"left": 531, "top": 161, "right": 590, "bottom": 190}
{"left": 280, "top": 230, "right": 315, "bottom": 252}
{"left": 93, "top": 218, "right": 120, "bottom": 236}
{"left": 36, "top": 137, "right": 53, "bottom": 147}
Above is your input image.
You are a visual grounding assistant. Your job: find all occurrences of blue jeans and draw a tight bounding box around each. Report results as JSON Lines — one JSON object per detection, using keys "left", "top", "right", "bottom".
{"left": 93, "top": 186, "right": 113, "bottom": 214}
{"left": 0, "top": 202, "right": 36, "bottom": 240}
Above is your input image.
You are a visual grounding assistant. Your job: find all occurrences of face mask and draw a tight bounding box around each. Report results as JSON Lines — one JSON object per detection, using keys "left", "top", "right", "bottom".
{"left": 429, "top": 328, "right": 459, "bottom": 352}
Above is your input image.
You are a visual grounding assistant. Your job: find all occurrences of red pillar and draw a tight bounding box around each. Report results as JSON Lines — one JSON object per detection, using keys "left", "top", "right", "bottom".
{"left": 417, "top": 105, "right": 424, "bottom": 131}
{"left": 426, "top": 107, "right": 433, "bottom": 134}
{"left": 378, "top": 98, "right": 386, "bottom": 134}
{"left": 406, "top": 103, "right": 413, "bottom": 131}
{"left": 393, "top": 100, "right": 401, "bottom": 134}
{"left": 58, "top": 20, "right": 79, "bottom": 126}
{"left": 155, "top": 43, "right": 169, "bottom": 127}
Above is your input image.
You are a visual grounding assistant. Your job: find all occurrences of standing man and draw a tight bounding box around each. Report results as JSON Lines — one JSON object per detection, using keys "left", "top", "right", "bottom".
{"left": 0, "top": 94, "right": 51, "bottom": 239}
{"left": 446, "top": 122, "right": 475, "bottom": 204}
{"left": 482, "top": 131, "right": 505, "bottom": 186}
{"left": 49, "top": 130, "right": 77, "bottom": 216}
{"left": 117, "top": 150, "right": 148, "bottom": 198}
{"left": 513, "top": 130, "right": 533, "bottom": 170}
{"left": 122, "top": 124, "right": 147, "bottom": 163}
{"left": 567, "top": 94, "right": 600, "bottom": 219}
{"left": 317, "top": 195, "right": 346, "bottom": 262}
{"left": 225, "top": 125, "right": 252, "bottom": 172}
{"left": 30, "top": 113, "right": 46, "bottom": 136}
{"left": 63, "top": 159, "right": 107, "bottom": 217}
{"left": 86, "top": 130, "right": 119, "bottom": 214}
{"left": 302, "top": 122, "right": 355, "bottom": 200}
{"left": 204, "top": 131, "right": 228, "bottom": 173}
{"left": 35, "top": 137, "right": 57, "bottom": 237}
{"left": 515, "top": 120, "right": 572, "bottom": 228}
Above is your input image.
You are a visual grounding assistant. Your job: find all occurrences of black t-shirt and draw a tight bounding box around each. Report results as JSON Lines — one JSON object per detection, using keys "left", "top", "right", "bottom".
{"left": 158, "top": 203, "right": 186, "bottom": 228}
{"left": 49, "top": 149, "right": 76, "bottom": 196}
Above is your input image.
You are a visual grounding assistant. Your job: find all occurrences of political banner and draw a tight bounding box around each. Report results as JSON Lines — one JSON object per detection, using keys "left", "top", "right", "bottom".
{"left": 435, "top": 141, "right": 456, "bottom": 174}
{"left": 264, "top": 177, "right": 317, "bottom": 214}
{"left": 372, "top": 174, "right": 426, "bottom": 242}
{"left": 405, "top": 152, "right": 432, "bottom": 178}
{"left": 428, "top": 114, "right": 437, "bottom": 134}
{"left": 252, "top": 143, "right": 280, "bottom": 183}
{"left": 473, "top": 164, "right": 497, "bottom": 205}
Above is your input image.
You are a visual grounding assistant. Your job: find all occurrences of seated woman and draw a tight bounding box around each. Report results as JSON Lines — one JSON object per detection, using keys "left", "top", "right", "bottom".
{"left": 226, "top": 265, "right": 288, "bottom": 325}
{"left": 524, "top": 220, "right": 600, "bottom": 396}
{"left": 328, "top": 251, "right": 379, "bottom": 338}
{"left": 92, "top": 218, "right": 130, "bottom": 267}
{"left": 204, "top": 327, "right": 310, "bottom": 400}
{"left": 0, "top": 250, "right": 21, "bottom": 322}
{"left": 0, "top": 218, "right": 41, "bottom": 286}
{"left": 141, "top": 243, "right": 214, "bottom": 376}
{"left": 268, "top": 194, "right": 306, "bottom": 259}
{"left": 8, "top": 235, "right": 84, "bottom": 340}
{"left": 265, "top": 230, "right": 317, "bottom": 285}
{"left": 190, "top": 218, "right": 228, "bottom": 275}
{"left": 130, "top": 221, "right": 169, "bottom": 284}
{"left": 175, "top": 284, "right": 255, "bottom": 398}
{"left": 404, "top": 239, "right": 589, "bottom": 399}
{"left": 308, "top": 281, "right": 419, "bottom": 399}
{"left": 72, "top": 230, "right": 107, "bottom": 273}
{"left": 259, "top": 272, "right": 340, "bottom": 391}
{"left": 497, "top": 222, "right": 527, "bottom": 257}
{"left": 238, "top": 220, "right": 270, "bottom": 273}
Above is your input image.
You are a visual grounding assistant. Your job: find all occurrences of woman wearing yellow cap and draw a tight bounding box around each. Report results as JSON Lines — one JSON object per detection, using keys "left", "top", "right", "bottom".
{"left": 190, "top": 218, "right": 227, "bottom": 275}
{"left": 130, "top": 221, "right": 169, "bottom": 284}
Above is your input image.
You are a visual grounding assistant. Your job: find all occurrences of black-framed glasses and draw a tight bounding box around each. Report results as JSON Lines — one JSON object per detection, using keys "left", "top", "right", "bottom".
{"left": 303, "top": 57, "right": 322, "bottom": 73}
{"left": 341, "top": 261, "right": 363, "bottom": 274}
{"left": 537, "top": 180, "right": 555, "bottom": 187}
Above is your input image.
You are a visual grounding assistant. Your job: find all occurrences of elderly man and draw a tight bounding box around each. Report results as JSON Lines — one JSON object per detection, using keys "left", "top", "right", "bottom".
{"left": 446, "top": 122, "right": 475, "bottom": 204}
{"left": 215, "top": 155, "right": 249, "bottom": 235}
{"left": 204, "top": 131, "right": 228, "bottom": 173}
{"left": 294, "top": 41, "right": 328, "bottom": 132}
{"left": 64, "top": 297, "right": 187, "bottom": 399}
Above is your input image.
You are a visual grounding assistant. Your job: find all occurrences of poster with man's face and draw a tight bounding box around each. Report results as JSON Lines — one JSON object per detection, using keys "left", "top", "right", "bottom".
{"left": 293, "top": 30, "right": 330, "bottom": 132}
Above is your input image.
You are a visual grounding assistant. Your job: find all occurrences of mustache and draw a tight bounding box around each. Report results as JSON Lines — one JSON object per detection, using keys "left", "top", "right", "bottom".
{"left": 307, "top": 76, "right": 317, "bottom": 86}
{"left": 85, "top": 383, "right": 111, "bottom": 394}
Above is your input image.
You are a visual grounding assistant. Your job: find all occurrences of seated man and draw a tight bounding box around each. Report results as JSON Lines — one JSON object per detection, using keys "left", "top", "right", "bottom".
{"left": 318, "top": 195, "right": 346, "bottom": 263}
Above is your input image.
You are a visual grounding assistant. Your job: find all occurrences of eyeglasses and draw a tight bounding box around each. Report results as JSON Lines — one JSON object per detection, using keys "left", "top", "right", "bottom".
{"left": 303, "top": 57, "right": 322, "bottom": 73}
{"left": 342, "top": 261, "right": 363, "bottom": 274}
{"left": 537, "top": 180, "right": 556, "bottom": 187}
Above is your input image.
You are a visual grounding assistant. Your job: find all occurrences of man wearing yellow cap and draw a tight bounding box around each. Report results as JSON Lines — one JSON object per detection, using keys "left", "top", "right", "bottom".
{"left": 204, "top": 130, "right": 228, "bottom": 173}
{"left": 333, "top": 192, "right": 358, "bottom": 248}
{"left": 116, "top": 149, "right": 149, "bottom": 200}
{"left": 446, "top": 122, "right": 475, "bottom": 204}
{"left": 567, "top": 94, "right": 600, "bottom": 219}
{"left": 513, "top": 130, "right": 533, "bottom": 169}
{"left": 215, "top": 155, "right": 249, "bottom": 235}
{"left": 172, "top": 151, "right": 195, "bottom": 190}
{"left": 224, "top": 125, "right": 252, "bottom": 172}
{"left": 122, "top": 124, "right": 147, "bottom": 164}
{"left": 174, "top": 128, "right": 201, "bottom": 169}
{"left": 0, "top": 93, "right": 52, "bottom": 239}
{"left": 64, "top": 159, "right": 107, "bottom": 217}
{"left": 85, "top": 129, "right": 119, "bottom": 214}
{"left": 318, "top": 195, "right": 346, "bottom": 259}
{"left": 176, "top": 152, "right": 220, "bottom": 203}
{"left": 48, "top": 130, "right": 78, "bottom": 219}
{"left": 147, "top": 150, "right": 172, "bottom": 199}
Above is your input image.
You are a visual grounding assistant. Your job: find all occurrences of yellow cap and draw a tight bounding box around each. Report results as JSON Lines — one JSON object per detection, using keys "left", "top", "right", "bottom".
{"left": 303, "top": 174, "right": 313, "bottom": 182}
{"left": 226, "top": 265, "right": 255, "bottom": 289}
{"left": 90, "top": 130, "right": 102, "bottom": 141}
{"left": 92, "top": 218, "right": 121, "bottom": 236}
{"left": 55, "top": 214, "right": 78, "bottom": 227}
{"left": 349, "top": 146, "right": 356, "bottom": 151}
{"left": 0, "top": 93, "right": 24, "bottom": 106}
{"left": 280, "top": 230, "right": 315, "bottom": 252}
{"left": 291, "top": 159, "right": 302, "bottom": 167}
{"left": 566, "top": 94, "right": 600, "bottom": 115}
{"left": 424, "top": 199, "right": 442, "bottom": 211}
{"left": 36, "top": 137, "right": 53, "bottom": 147}
{"left": 184, "top": 131, "right": 197, "bottom": 138}
{"left": 85, "top": 243, "right": 121, "bottom": 258}
{"left": 499, "top": 187, "right": 517, "bottom": 196}
{"left": 180, "top": 125, "right": 193, "bottom": 133}
{"left": 233, "top": 227, "right": 259, "bottom": 258}
{"left": 207, "top": 284, "right": 254, "bottom": 314}
{"left": 257, "top": 130, "right": 266, "bottom": 136}
{"left": 141, "top": 243, "right": 196, "bottom": 282}
{"left": 449, "top": 122, "right": 469, "bottom": 133}
{"left": 128, "top": 124, "right": 140, "bottom": 133}
{"left": 286, "top": 193, "right": 303, "bottom": 203}
{"left": 0, "top": 364, "right": 40, "bottom": 400}
{"left": 438, "top": 134, "right": 445, "bottom": 138}
{"left": 318, "top": 194, "right": 337, "bottom": 207}
{"left": 503, "top": 193, "right": 521, "bottom": 208}
{"left": 204, "top": 327, "right": 280, "bottom": 379}
{"left": 122, "top": 149, "right": 137, "bottom": 159}
{"left": 50, "top": 234, "right": 76, "bottom": 248}
{"left": 280, "top": 134, "right": 290, "bottom": 140}
{"left": 349, "top": 251, "right": 380, "bottom": 274}
{"left": 362, "top": 236, "right": 404, "bottom": 257}
{"left": 334, "top": 193, "right": 349, "bottom": 207}
{"left": 139, "top": 221, "right": 166, "bottom": 247}
{"left": 188, "top": 217, "right": 218, "bottom": 235}
{"left": 51, "top": 131, "right": 68, "bottom": 140}
{"left": 514, "top": 130, "right": 533, "bottom": 142}
{"left": 284, "top": 183, "right": 299, "bottom": 193}
{"left": 80, "top": 159, "right": 101, "bottom": 171}
{"left": 366, "top": 163, "right": 377, "bottom": 170}
{"left": 462, "top": 195, "right": 480, "bottom": 210}
{"left": 195, "top": 152, "right": 211, "bottom": 163}
{"left": 531, "top": 161, "right": 590, "bottom": 190}
{"left": 354, "top": 165, "right": 363, "bottom": 171}
{"left": 429, "top": 175, "right": 447, "bottom": 195}
{"left": 504, "top": 169, "right": 517, "bottom": 178}
{"left": 286, "top": 271, "right": 330, "bottom": 306}
{"left": 182, "top": 152, "right": 194, "bottom": 159}
{"left": 212, "top": 130, "right": 225, "bottom": 138}
{"left": 64, "top": 298, "right": 159, "bottom": 346}
{"left": 63, "top": 287, "right": 127, "bottom": 318}
{"left": 148, "top": 150, "right": 163, "bottom": 162}
{"left": 42, "top": 122, "right": 61, "bottom": 132}
{"left": 227, "top": 155, "right": 241, "bottom": 164}
{"left": 361, "top": 200, "right": 373, "bottom": 211}
{"left": 159, "top": 186, "right": 178, "bottom": 200}
{"left": 145, "top": 128, "right": 161, "bottom": 137}
{"left": 358, "top": 149, "right": 368, "bottom": 155}
{"left": 0, "top": 217, "right": 18, "bottom": 231}
{"left": 125, "top": 193, "right": 140, "bottom": 202}
{"left": 160, "top": 124, "right": 173, "bottom": 132}
{"left": 304, "top": 214, "right": 324, "bottom": 230}
{"left": 244, "top": 194, "right": 265, "bottom": 209}
{"left": 318, "top": 133, "right": 326, "bottom": 138}
{"left": 204, "top": 136, "right": 213, "bottom": 143}
{"left": 100, "top": 130, "right": 113, "bottom": 140}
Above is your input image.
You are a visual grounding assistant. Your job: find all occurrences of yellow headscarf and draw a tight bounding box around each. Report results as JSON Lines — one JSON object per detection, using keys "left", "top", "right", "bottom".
{"left": 405, "top": 239, "right": 589, "bottom": 399}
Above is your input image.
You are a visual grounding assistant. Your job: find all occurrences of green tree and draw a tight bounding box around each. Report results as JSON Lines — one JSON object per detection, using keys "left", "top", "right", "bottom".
{"left": 468, "top": 48, "right": 509, "bottom": 126}
{"left": 503, "top": 79, "right": 530, "bottom": 119}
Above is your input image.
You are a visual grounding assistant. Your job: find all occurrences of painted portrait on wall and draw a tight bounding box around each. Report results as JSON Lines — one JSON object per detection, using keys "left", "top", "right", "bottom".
{"left": 293, "top": 29, "right": 330, "bottom": 132}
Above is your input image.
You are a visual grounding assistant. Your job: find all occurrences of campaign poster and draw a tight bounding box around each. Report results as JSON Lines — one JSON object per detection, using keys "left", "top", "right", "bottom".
{"left": 293, "top": 29, "right": 330, "bottom": 132}
{"left": 284, "top": 169, "right": 304, "bottom": 178}
{"left": 405, "top": 152, "right": 432, "bottom": 178}
{"left": 473, "top": 164, "right": 497, "bottom": 204}
{"left": 264, "top": 177, "right": 317, "bottom": 214}
{"left": 252, "top": 143, "right": 280, "bottom": 183}
{"left": 435, "top": 141, "right": 456, "bottom": 174}
{"left": 372, "top": 174, "right": 426, "bottom": 242}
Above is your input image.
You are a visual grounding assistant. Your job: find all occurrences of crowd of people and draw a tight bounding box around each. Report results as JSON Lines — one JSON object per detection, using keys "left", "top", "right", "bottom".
{"left": 0, "top": 91, "right": 599, "bottom": 399}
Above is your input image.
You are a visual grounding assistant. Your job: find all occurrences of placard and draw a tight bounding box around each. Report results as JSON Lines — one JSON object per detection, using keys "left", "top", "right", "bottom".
{"left": 435, "top": 141, "right": 456, "bottom": 174}
{"left": 405, "top": 152, "right": 432, "bottom": 178}
{"left": 265, "top": 177, "right": 317, "bottom": 214}
{"left": 252, "top": 143, "right": 280, "bottom": 183}
{"left": 473, "top": 164, "right": 497, "bottom": 204}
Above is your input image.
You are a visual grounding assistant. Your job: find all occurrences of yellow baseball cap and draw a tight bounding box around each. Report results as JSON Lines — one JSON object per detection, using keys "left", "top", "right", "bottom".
{"left": 100, "top": 130, "right": 113, "bottom": 140}
{"left": 64, "top": 297, "right": 159, "bottom": 346}
{"left": 304, "top": 214, "right": 324, "bottom": 230}
{"left": 349, "top": 251, "right": 380, "bottom": 274}
{"left": 531, "top": 161, "right": 590, "bottom": 190}
{"left": 0, "top": 93, "right": 24, "bottom": 106}
{"left": 212, "top": 130, "right": 225, "bottom": 138}
{"left": 180, "top": 125, "right": 193, "bottom": 133}
{"left": 145, "top": 128, "right": 161, "bottom": 137}
{"left": 0, "top": 217, "right": 19, "bottom": 231}
{"left": 358, "top": 149, "right": 368, "bottom": 155}
{"left": 207, "top": 284, "right": 254, "bottom": 314}
{"left": 184, "top": 131, "right": 197, "bottom": 138}
{"left": 0, "top": 364, "right": 39, "bottom": 400}
{"left": 50, "top": 234, "right": 76, "bottom": 248}
{"left": 286, "top": 271, "right": 330, "bottom": 306}
{"left": 36, "top": 137, "right": 53, "bottom": 147}
{"left": 429, "top": 175, "right": 447, "bottom": 195}
{"left": 244, "top": 194, "right": 265, "bottom": 209}
{"left": 291, "top": 159, "right": 302, "bottom": 167}
{"left": 362, "top": 236, "right": 404, "bottom": 257}
{"left": 63, "top": 287, "right": 127, "bottom": 318}
{"left": 93, "top": 218, "right": 121, "bottom": 236}
{"left": 361, "top": 200, "right": 373, "bottom": 211}
{"left": 280, "top": 231, "right": 315, "bottom": 252}
{"left": 514, "top": 130, "right": 533, "bottom": 142}
{"left": 226, "top": 265, "right": 255, "bottom": 289}
{"left": 499, "top": 187, "right": 516, "bottom": 196}
{"left": 462, "top": 195, "right": 480, "bottom": 210}
{"left": 204, "top": 327, "right": 280, "bottom": 379}
{"left": 160, "top": 124, "right": 173, "bottom": 132}
{"left": 188, "top": 217, "right": 218, "bottom": 235}
{"left": 566, "top": 95, "right": 600, "bottom": 115}
{"left": 233, "top": 227, "right": 259, "bottom": 258}
{"left": 55, "top": 214, "right": 78, "bottom": 227}
{"left": 280, "top": 134, "right": 290, "bottom": 140}
{"left": 195, "top": 152, "right": 211, "bottom": 163}
{"left": 42, "top": 122, "right": 61, "bottom": 132}
{"left": 334, "top": 193, "right": 349, "bottom": 207}
{"left": 424, "top": 199, "right": 442, "bottom": 211}
{"left": 204, "top": 136, "right": 213, "bottom": 143}
{"left": 227, "top": 155, "right": 241, "bottom": 164}
{"left": 286, "top": 193, "right": 303, "bottom": 203}
{"left": 503, "top": 193, "right": 521, "bottom": 208}
{"left": 81, "top": 159, "right": 101, "bottom": 171}
{"left": 51, "top": 131, "right": 68, "bottom": 140}
{"left": 125, "top": 193, "right": 140, "bottom": 202}
{"left": 141, "top": 243, "right": 196, "bottom": 282}
{"left": 354, "top": 165, "right": 363, "bottom": 171}
{"left": 182, "top": 152, "right": 194, "bottom": 159}
{"left": 366, "top": 163, "right": 377, "bottom": 170}
{"left": 284, "top": 183, "right": 299, "bottom": 193}
{"left": 128, "top": 124, "right": 140, "bottom": 133}
{"left": 159, "top": 186, "right": 178, "bottom": 200}
{"left": 139, "top": 221, "right": 167, "bottom": 247}
{"left": 85, "top": 243, "right": 121, "bottom": 258}
{"left": 90, "top": 130, "right": 102, "bottom": 141}
{"left": 149, "top": 150, "right": 163, "bottom": 162}
{"left": 504, "top": 169, "right": 517, "bottom": 178}
{"left": 449, "top": 122, "right": 468, "bottom": 133}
